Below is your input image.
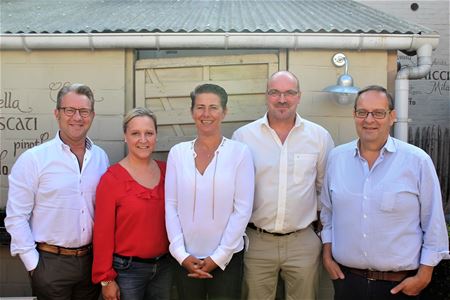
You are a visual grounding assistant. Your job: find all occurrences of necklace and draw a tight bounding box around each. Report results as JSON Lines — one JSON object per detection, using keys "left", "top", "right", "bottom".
{"left": 191, "top": 137, "right": 226, "bottom": 221}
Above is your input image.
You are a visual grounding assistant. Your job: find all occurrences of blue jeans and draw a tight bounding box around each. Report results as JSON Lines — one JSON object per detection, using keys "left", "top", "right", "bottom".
{"left": 113, "top": 254, "right": 174, "bottom": 300}
{"left": 175, "top": 249, "right": 244, "bottom": 300}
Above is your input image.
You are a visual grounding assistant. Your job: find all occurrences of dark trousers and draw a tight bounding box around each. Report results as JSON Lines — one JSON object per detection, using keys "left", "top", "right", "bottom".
{"left": 333, "top": 269, "right": 421, "bottom": 300}
{"left": 113, "top": 254, "right": 174, "bottom": 300}
{"left": 175, "top": 249, "right": 244, "bottom": 300}
{"left": 30, "top": 250, "right": 100, "bottom": 300}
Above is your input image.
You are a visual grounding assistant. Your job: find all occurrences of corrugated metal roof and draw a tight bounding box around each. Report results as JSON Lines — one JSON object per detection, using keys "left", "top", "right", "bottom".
{"left": 0, "top": 0, "right": 433, "bottom": 35}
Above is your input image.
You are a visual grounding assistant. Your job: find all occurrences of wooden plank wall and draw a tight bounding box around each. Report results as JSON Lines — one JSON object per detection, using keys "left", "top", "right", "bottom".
{"left": 409, "top": 125, "right": 450, "bottom": 214}
{"left": 135, "top": 53, "right": 279, "bottom": 158}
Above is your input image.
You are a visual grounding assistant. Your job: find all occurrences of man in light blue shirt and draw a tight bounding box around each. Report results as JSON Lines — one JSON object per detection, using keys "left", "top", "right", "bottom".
{"left": 320, "top": 85, "right": 449, "bottom": 300}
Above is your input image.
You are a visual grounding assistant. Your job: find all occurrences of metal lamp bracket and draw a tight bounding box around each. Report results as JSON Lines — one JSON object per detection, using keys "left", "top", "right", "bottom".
{"left": 332, "top": 53, "right": 347, "bottom": 67}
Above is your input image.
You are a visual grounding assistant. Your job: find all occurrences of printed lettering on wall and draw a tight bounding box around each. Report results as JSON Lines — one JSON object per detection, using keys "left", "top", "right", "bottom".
{"left": 398, "top": 55, "right": 450, "bottom": 127}
{"left": 0, "top": 85, "right": 60, "bottom": 178}
{"left": 0, "top": 81, "right": 103, "bottom": 180}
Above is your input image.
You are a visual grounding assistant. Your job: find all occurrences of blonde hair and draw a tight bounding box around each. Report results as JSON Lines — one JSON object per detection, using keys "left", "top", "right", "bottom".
{"left": 123, "top": 107, "right": 157, "bottom": 133}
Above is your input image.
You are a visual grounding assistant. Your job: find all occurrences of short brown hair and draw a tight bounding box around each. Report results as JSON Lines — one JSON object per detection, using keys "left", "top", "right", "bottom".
{"left": 354, "top": 85, "right": 394, "bottom": 111}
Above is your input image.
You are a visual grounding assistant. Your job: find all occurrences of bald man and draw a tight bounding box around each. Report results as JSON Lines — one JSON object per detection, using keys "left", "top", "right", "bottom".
{"left": 233, "top": 71, "right": 334, "bottom": 300}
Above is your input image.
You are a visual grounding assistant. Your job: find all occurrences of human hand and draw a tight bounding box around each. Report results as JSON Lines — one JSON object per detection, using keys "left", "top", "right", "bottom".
{"left": 182, "top": 255, "right": 212, "bottom": 279}
{"left": 101, "top": 280, "right": 120, "bottom": 300}
{"left": 391, "top": 265, "right": 433, "bottom": 296}
{"left": 322, "top": 243, "right": 344, "bottom": 280}
{"left": 198, "top": 256, "right": 218, "bottom": 274}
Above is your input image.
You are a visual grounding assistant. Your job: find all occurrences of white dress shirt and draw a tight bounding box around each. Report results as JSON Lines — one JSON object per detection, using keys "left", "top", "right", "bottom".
{"left": 232, "top": 113, "right": 334, "bottom": 233}
{"left": 165, "top": 137, "right": 254, "bottom": 270}
{"left": 321, "top": 136, "right": 449, "bottom": 271}
{"left": 5, "top": 132, "right": 109, "bottom": 271}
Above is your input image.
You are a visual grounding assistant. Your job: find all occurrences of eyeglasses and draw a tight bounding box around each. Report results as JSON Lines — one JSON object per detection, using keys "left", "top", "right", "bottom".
{"left": 267, "top": 89, "right": 299, "bottom": 99}
{"left": 354, "top": 109, "right": 391, "bottom": 119}
{"left": 59, "top": 107, "right": 93, "bottom": 118}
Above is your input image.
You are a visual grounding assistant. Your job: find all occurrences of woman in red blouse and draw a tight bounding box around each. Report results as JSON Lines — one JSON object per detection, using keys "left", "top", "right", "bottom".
{"left": 92, "top": 107, "right": 172, "bottom": 300}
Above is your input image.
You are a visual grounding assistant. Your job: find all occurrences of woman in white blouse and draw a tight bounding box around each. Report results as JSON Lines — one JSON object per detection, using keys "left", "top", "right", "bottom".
{"left": 165, "top": 83, "right": 254, "bottom": 300}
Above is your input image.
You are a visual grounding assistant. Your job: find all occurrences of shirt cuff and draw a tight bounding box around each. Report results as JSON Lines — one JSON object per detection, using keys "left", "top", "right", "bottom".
{"left": 19, "top": 249, "right": 40, "bottom": 271}
{"left": 170, "top": 245, "right": 190, "bottom": 266}
{"left": 210, "top": 248, "right": 234, "bottom": 270}
{"left": 320, "top": 229, "right": 332, "bottom": 244}
{"left": 420, "top": 248, "right": 450, "bottom": 267}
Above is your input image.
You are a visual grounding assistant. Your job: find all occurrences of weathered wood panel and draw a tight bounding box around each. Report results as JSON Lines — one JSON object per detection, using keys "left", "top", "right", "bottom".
{"left": 409, "top": 125, "right": 450, "bottom": 214}
{"left": 135, "top": 53, "right": 279, "bottom": 155}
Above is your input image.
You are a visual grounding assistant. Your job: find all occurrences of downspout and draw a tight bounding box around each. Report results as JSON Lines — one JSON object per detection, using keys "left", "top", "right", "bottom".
{"left": 394, "top": 44, "right": 433, "bottom": 141}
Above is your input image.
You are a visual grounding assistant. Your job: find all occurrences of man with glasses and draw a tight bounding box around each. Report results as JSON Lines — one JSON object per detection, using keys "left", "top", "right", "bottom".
{"left": 233, "top": 71, "right": 334, "bottom": 299}
{"left": 5, "top": 83, "right": 109, "bottom": 300}
{"left": 320, "top": 85, "right": 449, "bottom": 299}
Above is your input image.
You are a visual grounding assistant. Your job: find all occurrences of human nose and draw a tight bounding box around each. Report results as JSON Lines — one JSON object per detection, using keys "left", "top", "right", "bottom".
{"left": 364, "top": 112, "right": 376, "bottom": 121}
{"left": 201, "top": 108, "right": 211, "bottom": 116}
{"left": 278, "top": 93, "right": 287, "bottom": 103}
{"left": 138, "top": 133, "right": 147, "bottom": 141}
{"left": 72, "top": 109, "right": 82, "bottom": 120}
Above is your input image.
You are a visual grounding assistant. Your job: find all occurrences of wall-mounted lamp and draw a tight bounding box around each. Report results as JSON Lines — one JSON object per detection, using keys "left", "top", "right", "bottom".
{"left": 323, "top": 53, "right": 360, "bottom": 105}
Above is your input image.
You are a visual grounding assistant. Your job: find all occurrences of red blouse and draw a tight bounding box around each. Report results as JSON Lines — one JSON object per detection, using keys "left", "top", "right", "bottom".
{"left": 92, "top": 161, "right": 169, "bottom": 283}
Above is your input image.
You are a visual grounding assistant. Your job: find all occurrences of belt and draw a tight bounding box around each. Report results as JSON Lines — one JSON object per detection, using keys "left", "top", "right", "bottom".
{"left": 247, "top": 223, "right": 299, "bottom": 237}
{"left": 37, "top": 243, "right": 92, "bottom": 257}
{"left": 114, "top": 253, "right": 168, "bottom": 264}
{"left": 340, "top": 264, "right": 416, "bottom": 282}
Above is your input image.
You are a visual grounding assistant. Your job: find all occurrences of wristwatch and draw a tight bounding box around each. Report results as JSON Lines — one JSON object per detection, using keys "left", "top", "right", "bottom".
{"left": 101, "top": 280, "right": 113, "bottom": 287}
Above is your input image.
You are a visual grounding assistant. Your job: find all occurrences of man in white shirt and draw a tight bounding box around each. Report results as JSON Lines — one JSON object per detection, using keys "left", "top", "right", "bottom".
{"left": 232, "top": 71, "right": 334, "bottom": 300}
{"left": 321, "top": 85, "right": 449, "bottom": 299}
{"left": 5, "top": 83, "right": 109, "bottom": 300}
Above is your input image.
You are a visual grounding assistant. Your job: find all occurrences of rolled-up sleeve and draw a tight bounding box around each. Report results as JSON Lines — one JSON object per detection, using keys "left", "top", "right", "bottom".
{"left": 418, "top": 156, "right": 450, "bottom": 266}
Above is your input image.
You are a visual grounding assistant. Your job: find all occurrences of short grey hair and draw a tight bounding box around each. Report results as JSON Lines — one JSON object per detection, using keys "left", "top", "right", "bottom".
{"left": 56, "top": 83, "right": 95, "bottom": 110}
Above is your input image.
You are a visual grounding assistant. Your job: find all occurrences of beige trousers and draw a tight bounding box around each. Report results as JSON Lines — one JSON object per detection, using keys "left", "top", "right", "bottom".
{"left": 243, "top": 226, "right": 321, "bottom": 300}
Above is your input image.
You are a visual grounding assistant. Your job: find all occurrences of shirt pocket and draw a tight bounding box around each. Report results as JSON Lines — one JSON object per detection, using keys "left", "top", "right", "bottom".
{"left": 380, "top": 192, "right": 396, "bottom": 212}
{"left": 293, "top": 153, "right": 318, "bottom": 184}
{"left": 379, "top": 184, "right": 418, "bottom": 213}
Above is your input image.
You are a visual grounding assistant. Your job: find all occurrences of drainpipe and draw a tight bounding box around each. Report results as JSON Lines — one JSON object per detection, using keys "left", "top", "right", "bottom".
{"left": 394, "top": 44, "right": 433, "bottom": 141}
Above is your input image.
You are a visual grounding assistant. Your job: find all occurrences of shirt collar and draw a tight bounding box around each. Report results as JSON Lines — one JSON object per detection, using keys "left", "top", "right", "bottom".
{"left": 55, "top": 131, "right": 93, "bottom": 151}
{"left": 260, "top": 112, "right": 304, "bottom": 129}
{"left": 353, "top": 135, "right": 397, "bottom": 157}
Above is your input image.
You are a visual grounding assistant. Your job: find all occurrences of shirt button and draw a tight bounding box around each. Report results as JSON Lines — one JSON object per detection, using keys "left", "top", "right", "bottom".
{"left": 363, "top": 214, "right": 367, "bottom": 219}
{"left": 363, "top": 233, "right": 367, "bottom": 238}
{"left": 82, "top": 228, "right": 85, "bottom": 232}
{"left": 364, "top": 252, "right": 367, "bottom": 256}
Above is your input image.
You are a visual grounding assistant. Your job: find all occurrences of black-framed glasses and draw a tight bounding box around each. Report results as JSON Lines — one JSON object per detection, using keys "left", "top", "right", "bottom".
{"left": 354, "top": 109, "right": 391, "bottom": 119}
{"left": 59, "top": 107, "right": 93, "bottom": 118}
{"left": 267, "top": 89, "right": 299, "bottom": 99}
